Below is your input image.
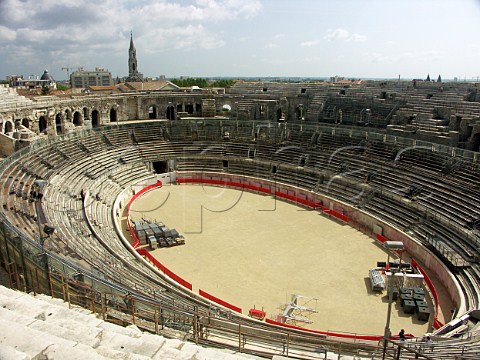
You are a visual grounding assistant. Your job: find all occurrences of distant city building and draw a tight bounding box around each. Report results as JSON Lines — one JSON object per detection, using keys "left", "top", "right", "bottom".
{"left": 126, "top": 32, "right": 143, "bottom": 82}
{"left": 330, "top": 75, "right": 345, "bottom": 83}
{"left": 119, "top": 80, "right": 180, "bottom": 92}
{"left": 70, "top": 68, "right": 113, "bottom": 89}
{"left": 7, "top": 70, "right": 56, "bottom": 89}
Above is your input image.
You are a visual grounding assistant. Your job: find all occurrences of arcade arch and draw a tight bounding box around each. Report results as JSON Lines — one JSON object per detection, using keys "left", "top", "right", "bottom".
{"left": 39, "top": 116, "right": 47, "bottom": 133}
{"left": 472, "top": 133, "right": 480, "bottom": 152}
{"left": 148, "top": 106, "right": 157, "bottom": 119}
{"left": 91, "top": 110, "right": 100, "bottom": 127}
{"left": 4, "top": 121, "right": 13, "bottom": 134}
{"left": 276, "top": 108, "right": 283, "bottom": 121}
{"left": 166, "top": 106, "right": 175, "bottom": 120}
{"left": 359, "top": 108, "right": 371, "bottom": 126}
{"left": 336, "top": 109, "right": 343, "bottom": 125}
{"left": 55, "top": 113, "right": 64, "bottom": 134}
{"left": 22, "top": 118, "right": 30, "bottom": 129}
{"left": 110, "top": 108, "right": 117, "bottom": 122}
{"left": 295, "top": 105, "right": 304, "bottom": 120}
{"left": 185, "top": 104, "right": 194, "bottom": 114}
{"left": 65, "top": 109, "right": 72, "bottom": 122}
{"left": 73, "top": 111, "right": 83, "bottom": 126}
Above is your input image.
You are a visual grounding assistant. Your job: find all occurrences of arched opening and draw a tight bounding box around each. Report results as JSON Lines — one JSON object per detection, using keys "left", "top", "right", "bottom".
{"left": 73, "top": 111, "right": 83, "bottom": 126}
{"left": 39, "top": 116, "right": 47, "bottom": 133}
{"left": 166, "top": 106, "right": 175, "bottom": 120}
{"left": 148, "top": 106, "right": 157, "bottom": 119}
{"left": 185, "top": 104, "right": 194, "bottom": 114}
{"left": 276, "top": 108, "right": 284, "bottom": 122}
{"left": 336, "top": 109, "right": 343, "bottom": 125}
{"left": 4, "top": 121, "right": 13, "bottom": 134}
{"left": 358, "top": 108, "right": 370, "bottom": 126}
{"left": 110, "top": 108, "right": 117, "bottom": 122}
{"left": 83, "top": 107, "right": 89, "bottom": 120}
{"left": 472, "top": 133, "right": 480, "bottom": 152}
{"left": 65, "top": 109, "right": 72, "bottom": 121}
{"left": 259, "top": 105, "right": 266, "bottom": 117}
{"left": 91, "top": 110, "right": 100, "bottom": 128}
{"left": 296, "top": 106, "right": 303, "bottom": 121}
{"left": 55, "top": 113, "right": 64, "bottom": 134}
{"left": 22, "top": 118, "right": 30, "bottom": 129}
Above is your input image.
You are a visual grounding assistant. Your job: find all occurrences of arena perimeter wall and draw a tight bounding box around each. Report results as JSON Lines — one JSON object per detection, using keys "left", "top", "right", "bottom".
{"left": 112, "top": 171, "right": 463, "bottom": 336}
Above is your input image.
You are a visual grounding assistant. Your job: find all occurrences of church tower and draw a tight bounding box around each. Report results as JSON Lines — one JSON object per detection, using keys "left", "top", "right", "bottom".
{"left": 127, "top": 32, "right": 143, "bottom": 82}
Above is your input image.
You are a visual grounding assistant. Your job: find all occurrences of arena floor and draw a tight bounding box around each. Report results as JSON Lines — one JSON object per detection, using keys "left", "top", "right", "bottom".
{"left": 126, "top": 183, "right": 448, "bottom": 337}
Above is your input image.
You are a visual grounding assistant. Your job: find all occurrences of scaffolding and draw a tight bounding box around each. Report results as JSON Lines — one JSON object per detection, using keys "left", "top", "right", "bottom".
{"left": 276, "top": 294, "right": 319, "bottom": 326}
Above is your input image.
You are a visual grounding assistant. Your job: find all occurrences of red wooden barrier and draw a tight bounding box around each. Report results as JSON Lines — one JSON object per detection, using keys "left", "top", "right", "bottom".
{"left": 199, "top": 289, "right": 242, "bottom": 313}
{"left": 376, "top": 234, "right": 388, "bottom": 244}
{"left": 265, "top": 318, "right": 382, "bottom": 341}
{"left": 177, "top": 177, "right": 271, "bottom": 194}
{"left": 176, "top": 177, "right": 322, "bottom": 209}
{"left": 127, "top": 182, "right": 193, "bottom": 291}
{"left": 136, "top": 248, "right": 193, "bottom": 291}
{"left": 274, "top": 191, "right": 322, "bottom": 209}
{"left": 411, "top": 258, "right": 444, "bottom": 329}
{"left": 126, "top": 181, "right": 163, "bottom": 249}
{"left": 321, "top": 207, "right": 349, "bottom": 222}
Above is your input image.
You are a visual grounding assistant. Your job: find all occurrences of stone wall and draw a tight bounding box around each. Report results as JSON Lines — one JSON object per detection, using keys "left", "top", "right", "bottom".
{"left": 0, "top": 132, "right": 15, "bottom": 156}
{"left": 1, "top": 81, "right": 480, "bottom": 156}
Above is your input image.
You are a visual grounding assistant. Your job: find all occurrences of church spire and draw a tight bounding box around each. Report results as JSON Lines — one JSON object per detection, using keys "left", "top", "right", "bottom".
{"left": 129, "top": 31, "right": 135, "bottom": 51}
{"left": 127, "top": 31, "right": 143, "bottom": 82}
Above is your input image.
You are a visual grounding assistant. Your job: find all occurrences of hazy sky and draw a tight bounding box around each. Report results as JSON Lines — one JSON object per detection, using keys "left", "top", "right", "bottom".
{"left": 1, "top": 0, "right": 480, "bottom": 80}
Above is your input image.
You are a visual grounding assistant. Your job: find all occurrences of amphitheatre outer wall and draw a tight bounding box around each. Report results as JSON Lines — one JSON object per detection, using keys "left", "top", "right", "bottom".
{"left": 2, "top": 81, "right": 480, "bottom": 157}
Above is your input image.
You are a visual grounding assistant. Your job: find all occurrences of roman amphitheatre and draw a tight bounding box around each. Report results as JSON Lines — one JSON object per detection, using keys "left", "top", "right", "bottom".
{"left": 1, "top": 78, "right": 480, "bottom": 359}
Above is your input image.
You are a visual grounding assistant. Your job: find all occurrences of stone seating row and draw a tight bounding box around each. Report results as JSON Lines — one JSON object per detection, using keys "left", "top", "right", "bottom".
{"left": 2, "top": 123, "right": 480, "bottom": 358}
{"left": 0, "top": 285, "right": 256, "bottom": 360}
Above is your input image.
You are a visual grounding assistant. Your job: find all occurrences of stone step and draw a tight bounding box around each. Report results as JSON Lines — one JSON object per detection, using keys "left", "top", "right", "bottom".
{"left": 0, "top": 286, "right": 261, "bottom": 360}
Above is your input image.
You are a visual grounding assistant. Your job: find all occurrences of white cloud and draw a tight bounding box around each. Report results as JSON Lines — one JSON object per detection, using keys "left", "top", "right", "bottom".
{"left": 194, "top": 0, "right": 262, "bottom": 20}
{"left": 265, "top": 42, "right": 279, "bottom": 49}
{"left": 349, "top": 33, "right": 367, "bottom": 42}
{"left": 0, "top": 0, "right": 262, "bottom": 77}
{"left": 300, "top": 40, "right": 320, "bottom": 47}
{"left": 0, "top": 25, "right": 16, "bottom": 41}
{"left": 325, "top": 28, "right": 367, "bottom": 42}
{"left": 325, "top": 28, "right": 350, "bottom": 41}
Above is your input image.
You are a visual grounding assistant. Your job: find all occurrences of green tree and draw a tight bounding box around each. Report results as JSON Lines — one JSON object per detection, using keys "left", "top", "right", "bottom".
{"left": 56, "top": 83, "right": 70, "bottom": 91}
{"left": 169, "top": 78, "right": 236, "bottom": 88}
{"left": 41, "top": 83, "right": 50, "bottom": 95}
{"left": 210, "top": 79, "right": 236, "bottom": 88}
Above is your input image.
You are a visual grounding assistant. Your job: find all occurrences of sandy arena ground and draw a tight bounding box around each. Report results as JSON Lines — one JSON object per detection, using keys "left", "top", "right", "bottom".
{"left": 127, "top": 184, "right": 446, "bottom": 337}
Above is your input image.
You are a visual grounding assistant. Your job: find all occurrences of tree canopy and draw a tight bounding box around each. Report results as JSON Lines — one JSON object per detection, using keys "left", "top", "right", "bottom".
{"left": 169, "top": 78, "right": 236, "bottom": 88}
